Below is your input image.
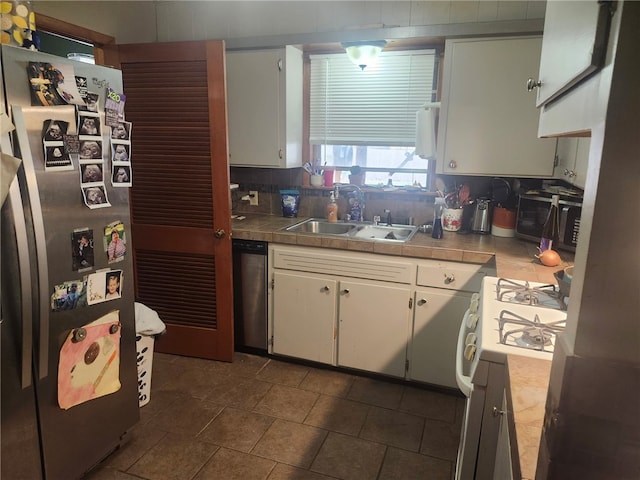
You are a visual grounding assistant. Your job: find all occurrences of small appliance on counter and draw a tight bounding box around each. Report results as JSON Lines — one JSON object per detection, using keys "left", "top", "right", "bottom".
{"left": 491, "top": 206, "right": 516, "bottom": 237}
{"left": 516, "top": 186, "right": 582, "bottom": 251}
{"left": 471, "top": 198, "right": 492, "bottom": 234}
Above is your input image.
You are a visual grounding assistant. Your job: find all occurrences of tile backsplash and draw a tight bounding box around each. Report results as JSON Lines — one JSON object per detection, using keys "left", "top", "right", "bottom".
{"left": 231, "top": 166, "right": 439, "bottom": 225}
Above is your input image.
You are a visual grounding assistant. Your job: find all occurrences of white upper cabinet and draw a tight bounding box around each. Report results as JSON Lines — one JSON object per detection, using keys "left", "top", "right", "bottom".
{"left": 535, "top": 1, "right": 618, "bottom": 137}
{"left": 534, "top": 0, "right": 612, "bottom": 108}
{"left": 555, "top": 137, "right": 591, "bottom": 189}
{"left": 436, "top": 36, "right": 556, "bottom": 177}
{"left": 226, "top": 46, "right": 303, "bottom": 168}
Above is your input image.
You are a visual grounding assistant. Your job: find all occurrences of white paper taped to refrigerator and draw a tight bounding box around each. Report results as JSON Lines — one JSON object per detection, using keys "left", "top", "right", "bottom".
{"left": 58, "top": 310, "right": 122, "bottom": 410}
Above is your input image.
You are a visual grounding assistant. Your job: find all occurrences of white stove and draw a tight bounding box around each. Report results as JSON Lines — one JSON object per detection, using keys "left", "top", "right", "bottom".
{"left": 455, "top": 275, "right": 568, "bottom": 480}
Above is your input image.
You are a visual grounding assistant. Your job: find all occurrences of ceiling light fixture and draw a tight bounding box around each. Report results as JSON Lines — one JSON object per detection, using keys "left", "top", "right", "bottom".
{"left": 341, "top": 40, "right": 387, "bottom": 70}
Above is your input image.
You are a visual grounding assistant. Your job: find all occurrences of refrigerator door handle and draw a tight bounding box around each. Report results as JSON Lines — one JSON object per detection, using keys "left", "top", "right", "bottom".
{"left": 5, "top": 154, "right": 33, "bottom": 389}
{"left": 12, "top": 106, "right": 50, "bottom": 380}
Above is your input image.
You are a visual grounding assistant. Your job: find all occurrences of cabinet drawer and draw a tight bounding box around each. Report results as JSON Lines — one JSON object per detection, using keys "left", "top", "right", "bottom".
{"left": 416, "top": 261, "right": 487, "bottom": 292}
{"left": 273, "top": 245, "right": 414, "bottom": 284}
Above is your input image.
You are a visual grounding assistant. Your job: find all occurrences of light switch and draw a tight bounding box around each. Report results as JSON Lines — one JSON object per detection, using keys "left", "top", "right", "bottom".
{"left": 249, "top": 191, "right": 259, "bottom": 206}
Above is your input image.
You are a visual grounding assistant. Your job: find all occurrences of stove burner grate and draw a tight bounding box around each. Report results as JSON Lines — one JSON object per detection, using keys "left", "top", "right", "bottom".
{"left": 498, "top": 310, "right": 565, "bottom": 352}
{"left": 495, "top": 278, "right": 566, "bottom": 311}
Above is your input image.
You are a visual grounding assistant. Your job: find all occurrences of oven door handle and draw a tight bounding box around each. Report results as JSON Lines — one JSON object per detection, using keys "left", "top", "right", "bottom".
{"left": 456, "top": 308, "right": 473, "bottom": 397}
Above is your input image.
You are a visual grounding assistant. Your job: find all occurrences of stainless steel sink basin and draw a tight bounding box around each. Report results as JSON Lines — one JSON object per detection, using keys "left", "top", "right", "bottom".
{"left": 285, "top": 220, "right": 356, "bottom": 235}
{"left": 352, "top": 225, "right": 416, "bottom": 242}
{"left": 283, "top": 218, "right": 418, "bottom": 243}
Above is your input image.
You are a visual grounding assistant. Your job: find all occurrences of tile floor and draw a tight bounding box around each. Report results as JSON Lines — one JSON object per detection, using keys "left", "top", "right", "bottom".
{"left": 86, "top": 352, "right": 464, "bottom": 480}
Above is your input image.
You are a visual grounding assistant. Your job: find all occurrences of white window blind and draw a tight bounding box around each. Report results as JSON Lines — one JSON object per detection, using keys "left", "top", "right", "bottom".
{"left": 309, "top": 49, "right": 437, "bottom": 147}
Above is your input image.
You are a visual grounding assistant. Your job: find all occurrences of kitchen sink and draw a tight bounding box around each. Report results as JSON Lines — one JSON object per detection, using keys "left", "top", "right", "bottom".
{"left": 285, "top": 220, "right": 356, "bottom": 235}
{"left": 283, "top": 218, "right": 418, "bottom": 243}
{"left": 352, "top": 225, "right": 416, "bottom": 241}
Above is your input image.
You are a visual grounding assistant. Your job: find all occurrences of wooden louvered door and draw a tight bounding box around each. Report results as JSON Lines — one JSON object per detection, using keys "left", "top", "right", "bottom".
{"left": 117, "top": 41, "right": 233, "bottom": 361}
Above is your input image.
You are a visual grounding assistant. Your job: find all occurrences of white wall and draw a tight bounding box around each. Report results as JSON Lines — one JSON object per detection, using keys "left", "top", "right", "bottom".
{"left": 34, "top": 1, "right": 546, "bottom": 46}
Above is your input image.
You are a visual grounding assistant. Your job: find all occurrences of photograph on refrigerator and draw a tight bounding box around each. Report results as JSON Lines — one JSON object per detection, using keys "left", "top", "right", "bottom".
{"left": 87, "top": 269, "right": 123, "bottom": 305}
{"left": 112, "top": 143, "right": 129, "bottom": 162}
{"left": 57, "top": 310, "right": 122, "bottom": 410}
{"left": 79, "top": 113, "right": 100, "bottom": 136}
{"left": 41, "top": 118, "right": 74, "bottom": 170}
{"left": 104, "top": 220, "right": 127, "bottom": 263}
{"left": 51, "top": 279, "right": 88, "bottom": 312}
{"left": 112, "top": 165, "right": 131, "bottom": 187}
{"left": 82, "top": 185, "right": 110, "bottom": 209}
{"left": 71, "top": 227, "right": 94, "bottom": 272}
{"left": 110, "top": 121, "right": 131, "bottom": 141}
{"left": 27, "top": 61, "right": 84, "bottom": 107}
{"left": 81, "top": 163, "right": 103, "bottom": 183}
{"left": 110, "top": 119, "right": 133, "bottom": 188}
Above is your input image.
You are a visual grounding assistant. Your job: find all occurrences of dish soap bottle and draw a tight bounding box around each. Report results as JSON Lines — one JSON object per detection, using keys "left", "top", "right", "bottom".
{"left": 326, "top": 191, "right": 338, "bottom": 223}
{"left": 432, "top": 197, "right": 445, "bottom": 239}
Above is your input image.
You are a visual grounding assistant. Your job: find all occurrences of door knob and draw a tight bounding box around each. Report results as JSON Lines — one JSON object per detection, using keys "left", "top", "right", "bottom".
{"left": 215, "top": 229, "right": 226, "bottom": 239}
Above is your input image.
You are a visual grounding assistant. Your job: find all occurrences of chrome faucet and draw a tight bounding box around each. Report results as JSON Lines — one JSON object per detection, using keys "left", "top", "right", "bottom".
{"left": 334, "top": 184, "right": 365, "bottom": 221}
{"left": 384, "top": 209, "right": 392, "bottom": 226}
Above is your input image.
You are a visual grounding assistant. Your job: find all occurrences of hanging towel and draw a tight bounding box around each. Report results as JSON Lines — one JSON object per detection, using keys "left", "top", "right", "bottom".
{"left": 134, "top": 302, "right": 166, "bottom": 336}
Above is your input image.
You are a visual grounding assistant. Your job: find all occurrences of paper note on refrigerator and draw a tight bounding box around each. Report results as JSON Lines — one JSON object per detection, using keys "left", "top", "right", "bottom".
{"left": 58, "top": 310, "right": 122, "bottom": 410}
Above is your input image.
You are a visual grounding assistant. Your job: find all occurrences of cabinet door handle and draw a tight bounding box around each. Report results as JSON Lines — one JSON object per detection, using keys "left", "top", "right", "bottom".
{"left": 444, "top": 273, "right": 455, "bottom": 284}
{"left": 417, "top": 298, "right": 427, "bottom": 306}
{"left": 322, "top": 285, "right": 330, "bottom": 292}
{"left": 527, "top": 77, "right": 542, "bottom": 91}
{"left": 492, "top": 406, "right": 506, "bottom": 417}
{"left": 341, "top": 289, "right": 350, "bottom": 295}
{"left": 215, "top": 229, "right": 226, "bottom": 239}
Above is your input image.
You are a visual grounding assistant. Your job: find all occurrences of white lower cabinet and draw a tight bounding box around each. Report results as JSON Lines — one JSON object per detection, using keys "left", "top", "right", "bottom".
{"left": 269, "top": 244, "right": 495, "bottom": 386}
{"left": 409, "top": 288, "right": 471, "bottom": 388}
{"left": 493, "top": 391, "right": 515, "bottom": 480}
{"left": 337, "top": 279, "right": 411, "bottom": 378}
{"left": 272, "top": 270, "right": 336, "bottom": 365}
{"left": 409, "top": 260, "right": 491, "bottom": 387}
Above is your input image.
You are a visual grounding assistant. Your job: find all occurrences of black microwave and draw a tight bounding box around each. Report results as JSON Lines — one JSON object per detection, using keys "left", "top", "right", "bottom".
{"left": 516, "top": 193, "right": 582, "bottom": 251}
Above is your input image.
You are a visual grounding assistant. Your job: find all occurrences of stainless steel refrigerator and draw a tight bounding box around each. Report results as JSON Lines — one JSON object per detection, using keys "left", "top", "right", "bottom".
{"left": 1, "top": 45, "right": 139, "bottom": 480}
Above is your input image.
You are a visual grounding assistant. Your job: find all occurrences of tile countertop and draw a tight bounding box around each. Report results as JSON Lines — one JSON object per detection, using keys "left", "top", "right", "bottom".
{"left": 231, "top": 213, "right": 573, "bottom": 479}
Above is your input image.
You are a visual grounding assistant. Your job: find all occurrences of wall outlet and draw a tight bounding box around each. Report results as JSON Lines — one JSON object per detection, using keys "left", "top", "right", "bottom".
{"left": 249, "top": 191, "right": 259, "bottom": 206}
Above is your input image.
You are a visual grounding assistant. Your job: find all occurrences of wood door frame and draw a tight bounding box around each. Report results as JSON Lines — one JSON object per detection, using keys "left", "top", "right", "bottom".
{"left": 34, "top": 13, "right": 116, "bottom": 66}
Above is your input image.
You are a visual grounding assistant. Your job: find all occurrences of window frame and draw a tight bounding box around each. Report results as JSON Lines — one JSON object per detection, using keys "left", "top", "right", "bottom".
{"left": 303, "top": 42, "right": 444, "bottom": 190}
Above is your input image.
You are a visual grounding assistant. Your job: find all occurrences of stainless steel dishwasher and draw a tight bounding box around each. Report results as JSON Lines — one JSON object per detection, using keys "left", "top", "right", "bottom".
{"left": 232, "top": 239, "right": 268, "bottom": 351}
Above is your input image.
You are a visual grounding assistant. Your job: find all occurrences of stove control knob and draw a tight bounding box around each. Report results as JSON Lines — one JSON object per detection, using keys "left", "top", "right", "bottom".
{"left": 464, "top": 343, "right": 476, "bottom": 361}
{"left": 467, "top": 313, "right": 479, "bottom": 329}
{"left": 469, "top": 296, "right": 479, "bottom": 314}
{"left": 465, "top": 332, "right": 477, "bottom": 346}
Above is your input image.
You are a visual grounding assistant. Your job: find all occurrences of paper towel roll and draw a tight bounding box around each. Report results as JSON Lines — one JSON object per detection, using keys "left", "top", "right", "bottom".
{"left": 415, "top": 106, "right": 437, "bottom": 159}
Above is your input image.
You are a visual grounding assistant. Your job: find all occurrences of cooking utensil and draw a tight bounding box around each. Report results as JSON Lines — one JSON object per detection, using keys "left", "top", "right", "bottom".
{"left": 491, "top": 178, "right": 511, "bottom": 206}
{"left": 459, "top": 183, "right": 471, "bottom": 205}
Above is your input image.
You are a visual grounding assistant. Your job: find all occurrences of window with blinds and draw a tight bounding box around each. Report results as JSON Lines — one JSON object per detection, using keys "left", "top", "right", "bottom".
{"left": 309, "top": 49, "right": 437, "bottom": 186}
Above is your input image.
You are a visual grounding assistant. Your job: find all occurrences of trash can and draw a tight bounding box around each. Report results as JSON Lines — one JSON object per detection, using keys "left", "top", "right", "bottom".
{"left": 134, "top": 302, "right": 166, "bottom": 407}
